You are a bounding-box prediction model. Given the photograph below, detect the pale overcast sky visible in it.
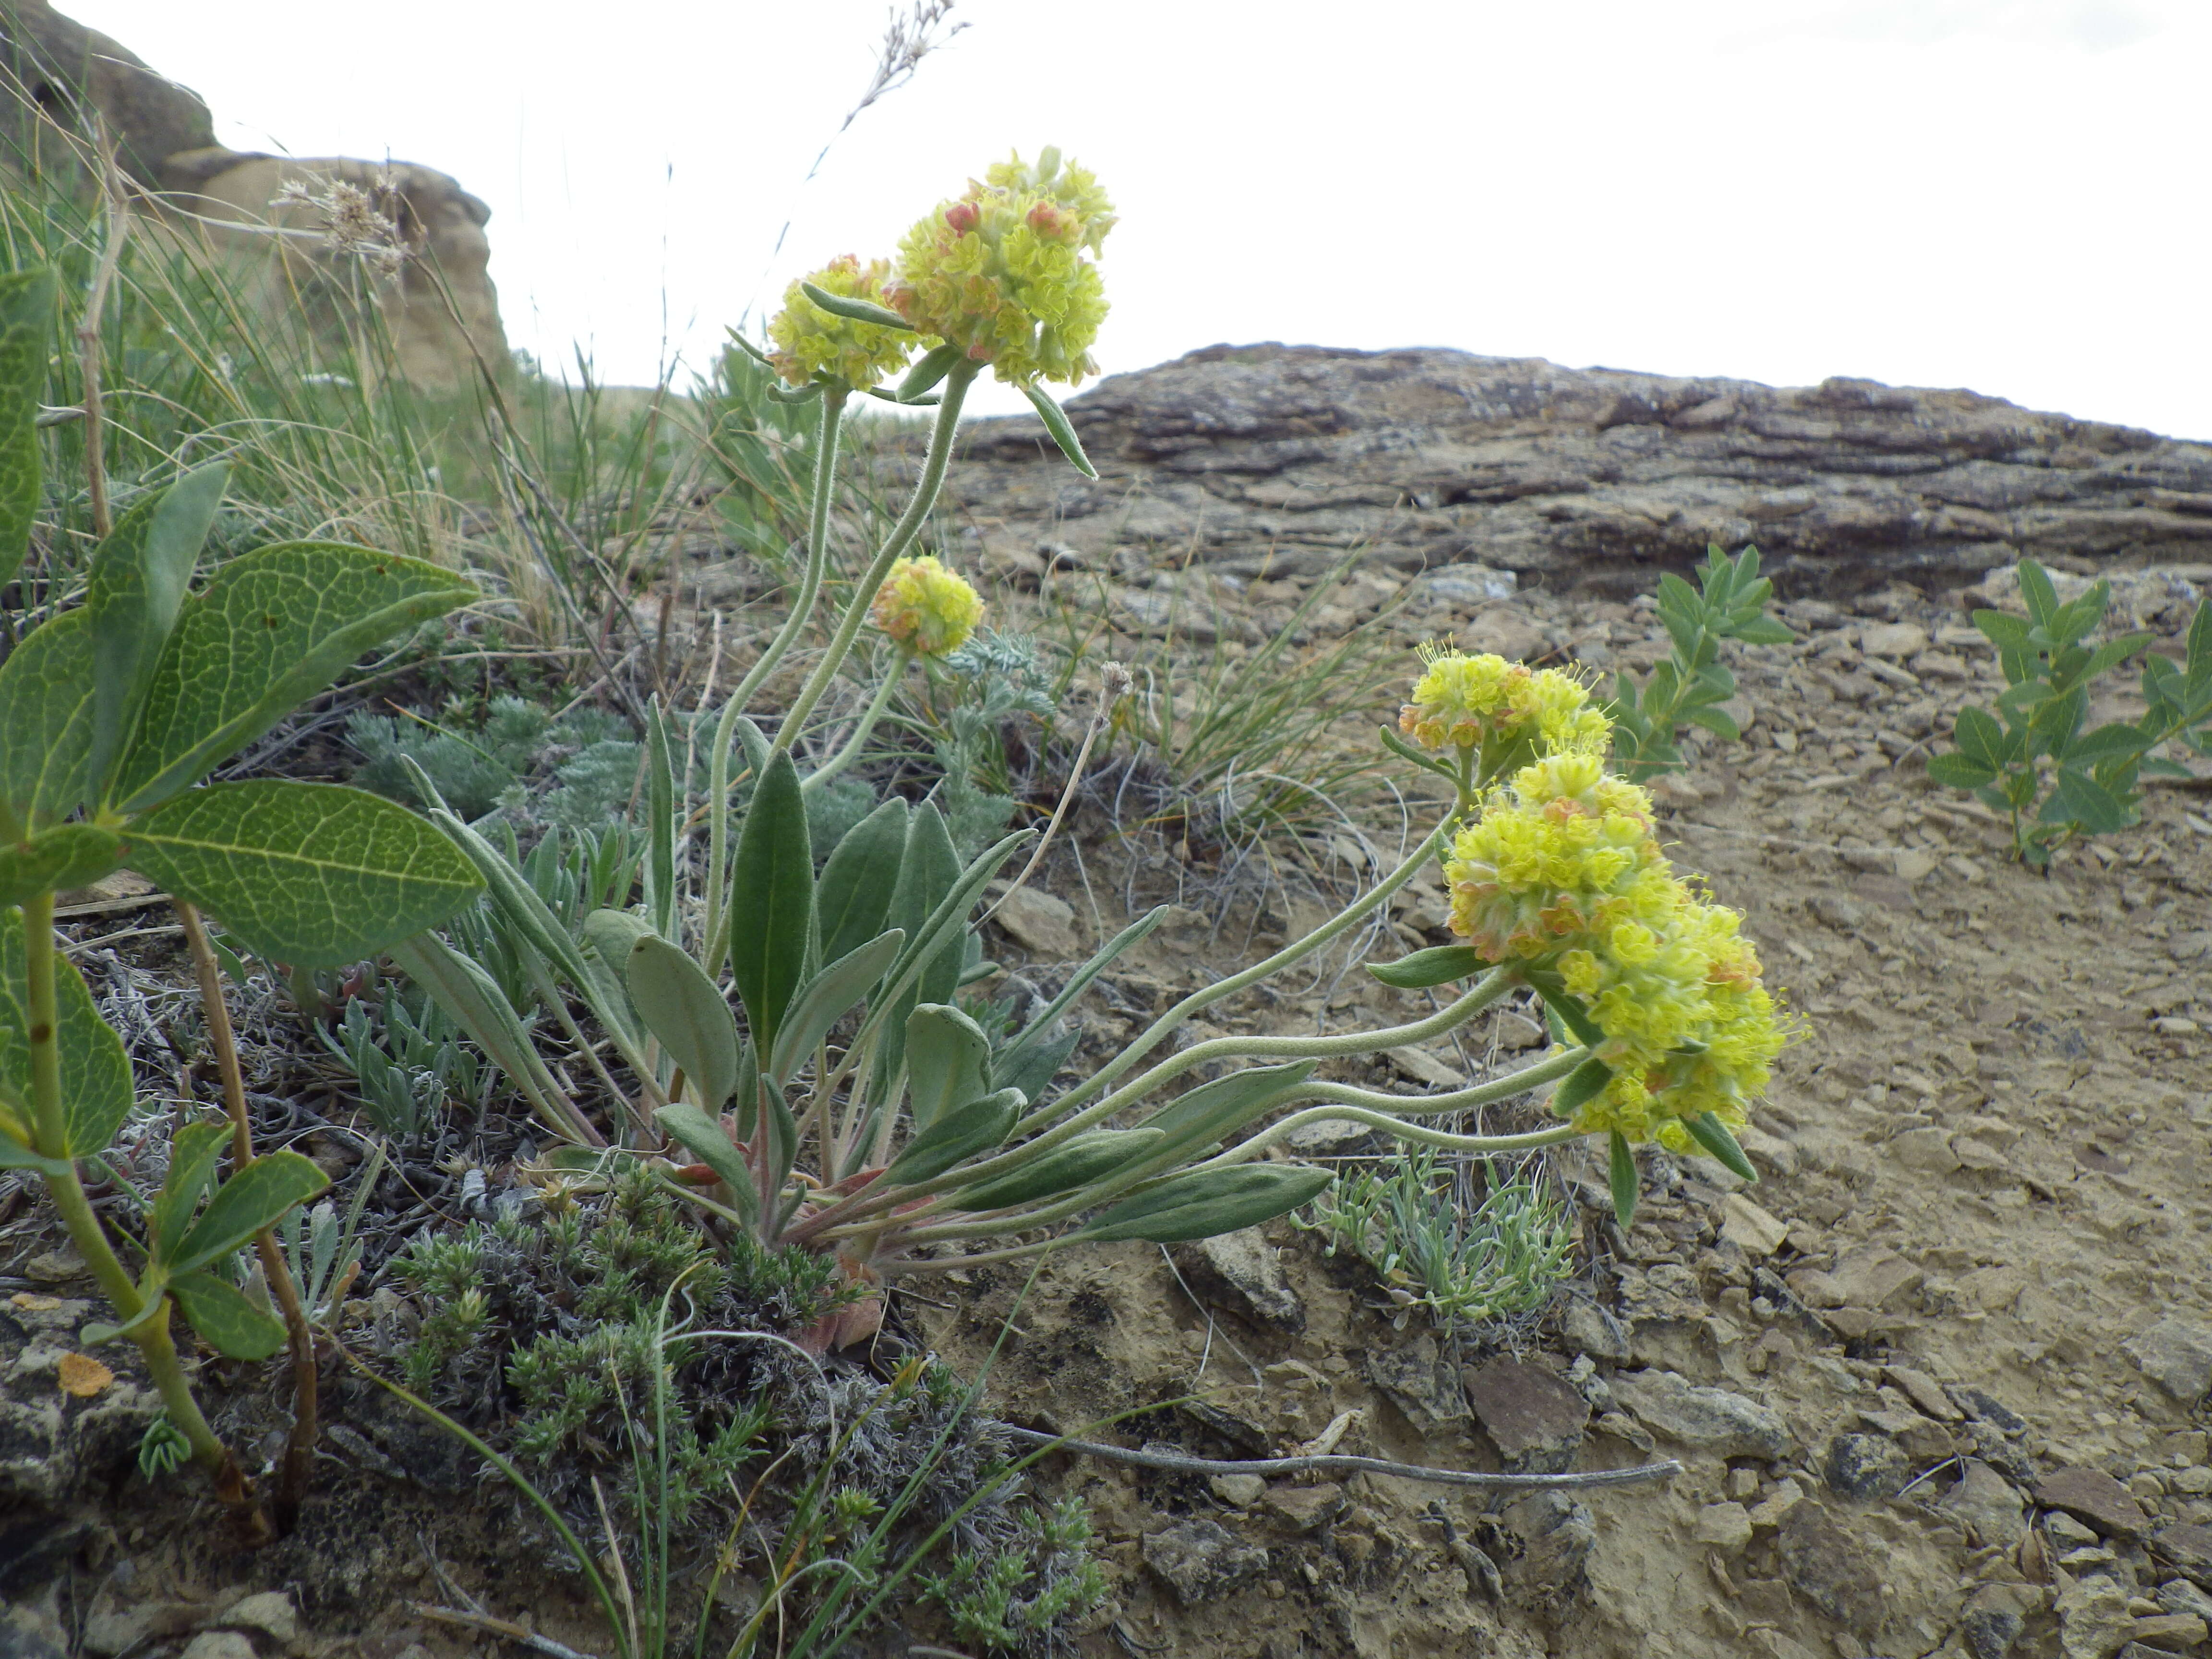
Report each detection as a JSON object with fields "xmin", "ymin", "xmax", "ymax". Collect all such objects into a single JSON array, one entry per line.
[{"xmin": 61, "ymin": 0, "xmax": 2212, "ymax": 435}]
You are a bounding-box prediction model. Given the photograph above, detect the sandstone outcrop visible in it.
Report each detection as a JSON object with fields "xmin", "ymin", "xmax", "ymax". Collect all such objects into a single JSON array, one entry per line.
[
  {"xmin": 1, "ymin": 0, "xmax": 506, "ymax": 392},
  {"xmin": 948, "ymin": 343, "xmax": 2212, "ymax": 595}
]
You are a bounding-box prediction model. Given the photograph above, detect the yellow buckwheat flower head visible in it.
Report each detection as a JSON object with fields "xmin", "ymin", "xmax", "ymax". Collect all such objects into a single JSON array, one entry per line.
[
  {"xmin": 886, "ymin": 148, "xmax": 1113, "ymax": 387},
  {"xmin": 871, "ymin": 556, "xmax": 984, "ymax": 657},
  {"xmin": 1444, "ymin": 754, "xmax": 1791, "ymax": 1148},
  {"xmin": 767, "ymin": 256, "xmax": 915, "ymax": 391},
  {"xmin": 1398, "ymin": 648, "xmax": 1610, "ymax": 759}
]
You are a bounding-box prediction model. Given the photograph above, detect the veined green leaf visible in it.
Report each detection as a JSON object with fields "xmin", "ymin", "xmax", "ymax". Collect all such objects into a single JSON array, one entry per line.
[
  {"xmin": 2016, "ymin": 560, "xmax": 2060, "ymax": 628},
  {"xmin": 168, "ymin": 1271, "xmax": 287, "ymax": 1360},
  {"xmin": 625, "ymin": 934, "xmax": 740, "ymax": 1110},
  {"xmin": 1366, "ymin": 944, "xmax": 1487, "ymax": 990},
  {"xmin": 0, "ymin": 909, "xmax": 134, "ymax": 1157},
  {"xmin": 150, "ymin": 1120, "xmax": 230, "ymax": 1262},
  {"xmin": 0, "ymin": 610, "xmax": 98, "ymax": 829},
  {"xmin": 86, "ymin": 464, "xmax": 230, "ymax": 793},
  {"xmin": 0, "ymin": 824, "xmax": 123, "ymax": 909},
  {"xmin": 815, "ymin": 797, "xmax": 908, "ymax": 966},
  {"xmin": 0, "ymin": 266, "xmax": 55, "ymax": 596},
  {"xmin": 904, "ymin": 1002, "xmax": 992, "ymax": 1133},
  {"xmin": 727, "ymin": 749, "xmax": 813, "ymax": 1057},
  {"xmin": 170, "ymin": 1151, "xmax": 328, "ymax": 1275},
  {"xmin": 883, "ymin": 1086, "xmax": 1022, "ymax": 1187},
  {"xmin": 769, "ymin": 928, "xmax": 903, "ymax": 1085},
  {"xmin": 1076, "ymin": 1164, "xmax": 1335, "ymax": 1244},
  {"xmin": 127, "ymin": 781, "xmax": 483, "ymax": 967},
  {"xmin": 1925, "ymin": 752, "xmax": 1998, "ymax": 791},
  {"xmin": 110, "ymin": 543, "xmax": 475, "ymax": 812}
]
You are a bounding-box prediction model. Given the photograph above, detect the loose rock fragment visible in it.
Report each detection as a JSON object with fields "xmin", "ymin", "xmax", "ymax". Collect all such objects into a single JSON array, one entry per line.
[
  {"xmin": 2038, "ymin": 1467, "xmax": 2152, "ymax": 1539},
  {"xmin": 1612, "ymin": 1369, "xmax": 1791, "ymax": 1459},
  {"xmin": 1462, "ymin": 1356, "xmax": 1589, "ymax": 1475},
  {"xmin": 1142, "ymin": 1517, "xmax": 1269, "ymax": 1605},
  {"xmin": 1169, "ymin": 1229, "xmax": 1305, "ymax": 1332},
  {"xmin": 2125, "ymin": 1319, "xmax": 2212, "ymax": 1406}
]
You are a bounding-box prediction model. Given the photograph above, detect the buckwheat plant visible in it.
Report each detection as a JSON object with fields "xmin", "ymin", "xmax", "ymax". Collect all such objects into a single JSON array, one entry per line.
[
  {"xmin": 386, "ymin": 154, "xmax": 1789, "ymax": 1352},
  {"xmin": 0, "ymin": 264, "xmax": 481, "ymax": 1518}
]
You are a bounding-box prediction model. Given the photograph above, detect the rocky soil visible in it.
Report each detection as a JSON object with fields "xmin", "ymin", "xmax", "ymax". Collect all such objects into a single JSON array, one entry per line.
[{"xmin": 7, "ymin": 347, "xmax": 2212, "ymax": 1659}]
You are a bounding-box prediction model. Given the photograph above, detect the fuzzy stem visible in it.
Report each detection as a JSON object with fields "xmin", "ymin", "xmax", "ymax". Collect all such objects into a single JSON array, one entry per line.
[
  {"xmin": 771, "ymin": 362, "xmax": 977, "ymax": 753},
  {"xmin": 705, "ymin": 388, "xmax": 846, "ymax": 974},
  {"xmin": 21, "ymin": 894, "xmax": 234, "ymax": 1481},
  {"xmin": 799, "ymin": 661, "xmax": 904, "ymax": 795},
  {"xmin": 177, "ymin": 901, "xmax": 318, "ymax": 1529},
  {"xmin": 1015, "ymin": 816, "xmax": 1459, "ymax": 1137}
]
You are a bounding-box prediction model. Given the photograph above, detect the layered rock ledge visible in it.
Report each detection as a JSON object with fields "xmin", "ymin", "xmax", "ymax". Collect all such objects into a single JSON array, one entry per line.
[{"xmin": 946, "ymin": 343, "xmax": 2212, "ymax": 595}]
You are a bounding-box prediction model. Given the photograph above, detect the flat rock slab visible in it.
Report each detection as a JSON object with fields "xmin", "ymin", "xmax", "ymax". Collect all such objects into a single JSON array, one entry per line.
[
  {"xmin": 1142, "ymin": 1516, "xmax": 1269, "ymax": 1605},
  {"xmin": 2124, "ymin": 1319, "xmax": 2212, "ymax": 1405},
  {"xmin": 1775, "ymin": 1503, "xmax": 1884, "ymax": 1633},
  {"xmin": 1463, "ymin": 1357, "xmax": 1589, "ymax": 1475},
  {"xmin": 1169, "ymin": 1229, "xmax": 1305, "ymax": 1332},
  {"xmin": 990, "ymin": 887, "xmax": 1082, "ymax": 958},
  {"xmin": 2036, "ymin": 1467, "xmax": 2151, "ymax": 1539},
  {"xmin": 2154, "ymin": 1523, "xmax": 2212, "ymax": 1590},
  {"xmin": 1613, "ymin": 1369, "xmax": 1791, "ymax": 1459}
]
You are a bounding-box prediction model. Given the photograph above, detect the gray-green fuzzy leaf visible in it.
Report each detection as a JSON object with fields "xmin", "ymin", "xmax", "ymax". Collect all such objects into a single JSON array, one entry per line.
[
  {"xmin": 769, "ymin": 928, "xmax": 903, "ymax": 1085},
  {"xmin": 727, "ymin": 749, "xmax": 813, "ymax": 1057},
  {"xmin": 884, "ymin": 1087, "xmax": 1022, "ymax": 1187},
  {"xmin": 904, "ymin": 1001, "xmax": 992, "ymax": 1134},
  {"xmin": 625, "ymin": 933, "xmax": 740, "ymax": 1111},
  {"xmin": 815, "ymin": 797, "xmax": 909, "ymax": 965},
  {"xmin": 1078, "ymin": 1164, "xmax": 1334, "ymax": 1243},
  {"xmin": 127, "ymin": 781, "xmax": 483, "ymax": 968}
]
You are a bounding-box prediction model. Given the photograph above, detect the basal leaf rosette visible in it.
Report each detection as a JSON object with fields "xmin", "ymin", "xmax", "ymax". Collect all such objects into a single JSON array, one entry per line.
[
  {"xmin": 886, "ymin": 148, "xmax": 1114, "ymax": 387},
  {"xmin": 1400, "ymin": 647, "xmax": 1611, "ymax": 773},
  {"xmin": 1444, "ymin": 751, "xmax": 1789, "ymax": 1149},
  {"xmin": 872, "ymin": 555, "xmax": 984, "ymax": 657},
  {"xmin": 767, "ymin": 255, "xmax": 915, "ymax": 391}
]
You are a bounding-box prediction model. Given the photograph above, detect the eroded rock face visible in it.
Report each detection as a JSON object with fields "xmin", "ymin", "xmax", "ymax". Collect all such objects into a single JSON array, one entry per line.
[
  {"xmin": 1, "ymin": 0, "xmax": 508, "ymax": 393},
  {"xmin": 948, "ymin": 343, "xmax": 2212, "ymax": 595}
]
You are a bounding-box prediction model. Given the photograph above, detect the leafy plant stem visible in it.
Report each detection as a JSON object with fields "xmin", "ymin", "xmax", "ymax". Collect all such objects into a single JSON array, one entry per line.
[
  {"xmin": 19, "ymin": 893, "xmax": 240, "ymax": 1492},
  {"xmin": 176, "ymin": 899, "xmax": 319, "ymax": 1529},
  {"xmin": 771, "ymin": 361, "xmax": 977, "ymax": 753},
  {"xmin": 799, "ymin": 661, "xmax": 904, "ymax": 795}
]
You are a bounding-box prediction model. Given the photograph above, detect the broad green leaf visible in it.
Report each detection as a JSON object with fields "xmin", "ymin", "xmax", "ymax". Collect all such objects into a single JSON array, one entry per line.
[
  {"xmin": 883, "ymin": 1087, "xmax": 1022, "ymax": 1187},
  {"xmin": 169, "ymin": 1150, "xmax": 329, "ymax": 1275},
  {"xmin": 0, "ymin": 909, "xmax": 133, "ymax": 1157},
  {"xmin": 150, "ymin": 1120, "xmax": 230, "ymax": 1261},
  {"xmin": 1925, "ymin": 753, "xmax": 1998, "ymax": 792},
  {"xmin": 0, "ymin": 1126, "xmax": 70, "ymax": 1178},
  {"xmin": 1019, "ymin": 381, "xmax": 1098, "ymax": 479},
  {"xmin": 0, "ymin": 825, "xmax": 123, "ymax": 909},
  {"xmin": 1552, "ymin": 1054, "xmax": 1614, "ymax": 1117},
  {"xmin": 727, "ymin": 749, "xmax": 813, "ymax": 1057},
  {"xmin": 1950, "ymin": 707, "xmax": 2008, "ymax": 769},
  {"xmin": 1684, "ymin": 705, "xmax": 1740, "ymax": 741},
  {"xmin": 127, "ymin": 781, "xmax": 483, "ymax": 967},
  {"xmin": 2081, "ymin": 633, "xmax": 2152, "ymax": 684},
  {"xmin": 110, "ymin": 543, "xmax": 476, "ymax": 811},
  {"xmin": 952, "ymin": 1127, "xmax": 1166, "ymax": 1213},
  {"xmin": 1972, "ymin": 610, "xmax": 2030, "ymax": 651},
  {"xmin": 167, "ymin": 1271, "xmax": 287, "ymax": 1361},
  {"xmin": 1139, "ymin": 1061, "xmax": 1317, "ymax": 1165},
  {"xmin": 1608, "ymin": 1130, "xmax": 1639, "ymax": 1227},
  {"xmin": 769, "ymin": 928, "xmax": 903, "ymax": 1085},
  {"xmin": 1365, "ymin": 944, "xmax": 1487, "ymax": 990},
  {"xmin": 625, "ymin": 934, "xmax": 740, "ymax": 1111},
  {"xmin": 655, "ymin": 1101, "xmax": 757, "ymax": 1226},
  {"xmin": 2016, "ymin": 560, "xmax": 2060, "ymax": 627},
  {"xmin": 86, "ymin": 464, "xmax": 230, "ymax": 793},
  {"xmin": 905, "ymin": 1002, "xmax": 992, "ymax": 1133},
  {"xmin": 1077, "ymin": 1164, "xmax": 1335, "ymax": 1244},
  {"xmin": 0, "ymin": 610, "xmax": 97, "ymax": 830},
  {"xmin": 816, "ymin": 797, "xmax": 908, "ymax": 965},
  {"xmin": 1684, "ymin": 1112, "xmax": 1757, "ymax": 1183},
  {"xmin": 0, "ymin": 266, "xmax": 55, "ymax": 596},
  {"xmin": 80, "ymin": 1292, "xmax": 171, "ymax": 1347},
  {"xmin": 2042, "ymin": 767, "xmax": 2134, "ymax": 834}
]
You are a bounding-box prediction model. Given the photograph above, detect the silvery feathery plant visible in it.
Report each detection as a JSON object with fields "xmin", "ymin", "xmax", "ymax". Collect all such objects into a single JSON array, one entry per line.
[
  {"xmin": 0, "ymin": 263, "xmax": 482, "ymax": 1527},
  {"xmin": 391, "ymin": 151, "xmax": 1794, "ymax": 1351}
]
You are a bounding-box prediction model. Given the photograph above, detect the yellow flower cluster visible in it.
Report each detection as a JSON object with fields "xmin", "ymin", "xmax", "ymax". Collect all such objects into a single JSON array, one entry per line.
[
  {"xmin": 766, "ymin": 255, "xmax": 916, "ymax": 392},
  {"xmin": 871, "ymin": 556, "xmax": 984, "ymax": 657},
  {"xmin": 1399, "ymin": 648, "xmax": 1610, "ymax": 760},
  {"xmin": 885, "ymin": 148, "xmax": 1114, "ymax": 386},
  {"xmin": 1444, "ymin": 751, "xmax": 1788, "ymax": 1149}
]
